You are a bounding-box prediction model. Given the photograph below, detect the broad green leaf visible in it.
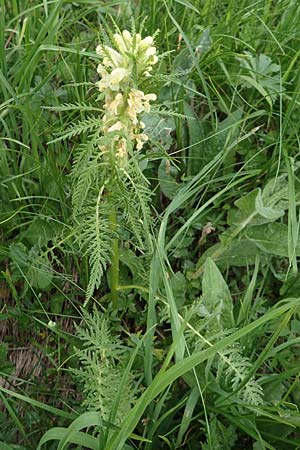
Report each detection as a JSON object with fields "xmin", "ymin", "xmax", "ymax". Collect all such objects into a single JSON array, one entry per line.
[
  {"xmin": 56, "ymin": 412, "xmax": 102, "ymax": 450},
  {"xmin": 255, "ymin": 190, "xmax": 284, "ymax": 221},
  {"xmin": 119, "ymin": 247, "xmax": 145, "ymax": 285},
  {"xmin": 28, "ymin": 252, "xmax": 53, "ymax": 290},
  {"xmin": 172, "ymin": 28, "xmax": 211, "ymax": 75},
  {"xmin": 184, "ymin": 103, "xmax": 211, "ymax": 175},
  {"xmin": 176, "ymin": 386, "xmax": 199, "ymax": 445},
  {"xmin": 247, "ymin": 222, "xmax": 300, "ymax": 257},
  {"xmin": 173, "ymin": 47, "xmax": 194, "ymax": 75},
  {"xmin": 142, "ymin": 113, "xmax": 174, "ymax": 148},
  {"xmin": 196, "ymin": 240, "xmax": 261, "ymax": 270},
  {"xmin": 23, "ymin": 217, "xmax": 62, "ymax": 246},
  {"xmin": 158, "ymin": 158, "xmax": 181, "ymax": 199},
  {"xmin": 280, "ymin": 273, "xmax": 300, "ymax": 297},
  {"xmin": 262, "ymin": 174, "xmax": 290, "ymax": 210},
  {"xmin": 9, "ymin": 242, "xmax": 53, "ymax": 289},
  {"xmin": 37, "ymin": 427, "xmax": 100, "ymax": 450},
  {"xmin": 228, "ymin": 188, "xmax": 284, "ymax": 228},
  {"xmin": 169, "ymin": 271, "xmax": 187, "ymax": 308},
  {"xmin": 237, "ymin": 52, "xmax": 282, "ymax": 105},
  {"xmin": 217, "ymin": 108, "xmax": 243, "ymax": 163},
  {"xmin": 195, "ymin": 27, "xmax": 211, "ymax": 54},
  {"xmin": 227, "ymin": 189, "xmax": 259, "ymax": 227},
  {"xmin": 200, "ymin": 258, "xmax": 234, "ymax": 329}
]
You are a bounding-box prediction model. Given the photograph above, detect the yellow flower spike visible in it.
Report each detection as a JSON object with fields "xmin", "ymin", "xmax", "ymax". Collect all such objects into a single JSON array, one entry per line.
[{"xmin": 96, "ymin": 29, "xmax": 158, "ymax": 160}]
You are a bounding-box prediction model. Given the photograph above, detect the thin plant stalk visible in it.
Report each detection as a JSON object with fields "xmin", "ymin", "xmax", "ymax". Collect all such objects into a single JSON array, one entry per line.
[{"xmin": 109, "ymin": 209, "xmax": 119, "ymax": 308}]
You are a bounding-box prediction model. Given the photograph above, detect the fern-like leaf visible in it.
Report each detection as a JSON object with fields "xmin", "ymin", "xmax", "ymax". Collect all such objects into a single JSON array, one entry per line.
[
  {"xmin": 71, "ymin": 139, "xmax": 106, "ymax": 215},
  {"xmin": 71, "ymin": 308, "xmax": 136, "ymax": 425},
  {"xmin": 43, "ymin": 102, "xmax": 103, "ymax": 112},
  {"xmin": 115, "ymin": 164, "xmax": 153, "ymax": 251},
  {"xmin": 76, "ymin": 187, "xmax": 115, "ymax": 300},
  {"xmin": 48, "ymin": 116, "xmax": 102, "ymax": 144}
]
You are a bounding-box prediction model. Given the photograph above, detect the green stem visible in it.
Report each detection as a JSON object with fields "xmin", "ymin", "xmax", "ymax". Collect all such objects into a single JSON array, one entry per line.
[{"xmin": 109, "ymin": 210, "xmax": 119, "ymax": 308}]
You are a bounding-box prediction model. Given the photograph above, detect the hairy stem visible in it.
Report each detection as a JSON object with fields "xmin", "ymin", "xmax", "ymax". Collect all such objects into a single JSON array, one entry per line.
[{"xmin": 109, "ymin": 209, "xmax": 119, "ymax": 308}]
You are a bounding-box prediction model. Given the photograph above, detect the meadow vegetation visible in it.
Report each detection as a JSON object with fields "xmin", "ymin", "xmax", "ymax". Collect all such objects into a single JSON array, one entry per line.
[{"xmin": 1, "ymin": 0, "xmax": 300, "ymax": 448}]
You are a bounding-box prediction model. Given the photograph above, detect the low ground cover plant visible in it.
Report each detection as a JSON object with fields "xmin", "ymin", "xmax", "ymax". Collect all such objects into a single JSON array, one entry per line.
[{"xmin": 1, "ymin": 1, "xmax": 300, "ymax": 449}]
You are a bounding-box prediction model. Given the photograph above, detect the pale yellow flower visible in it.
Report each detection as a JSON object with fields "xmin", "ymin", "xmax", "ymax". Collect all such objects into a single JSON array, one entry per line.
[
  {"xmin": 140, "ymin": 36, "xmax": 154, "ymax": 49},
  {"xmin": 109, "ymin": 68, "xmax": 129, "ymax": 90},
  {"xmin": 144, "ymin": 93, "xmax": 157, "ymax": 101},
  {"xmin": 122, "ymin": 30, "xmax": 133, "ymax": 47},
  {"xmin": 143, "ymin": 93, "xmax": 157, "ymax": 112},
  {"xmin": 116, "ymin": 138, "xmax": 127, "ymax": 158},
  {"xmin": 105, "ymin": 93, "xmax": 124, "ymax": 115},
  {"xmin": 113, "ymin": 33, "xmax": 127, "ymax": 53},
  {"xmin": 145, "ymin": 47, "xmax": 156, "ymax": 57},
  {"xmin": 127, "ymin": 90, "xmax": 144, "ymax": 123},
  {"xmin": 97, "ymin": 64, "xmax": 107, "ymax": 76},
  {"xmin": 108, "ymin": 121, "xmax": 124, "ymax": 133},
  {"xmin": 127, "ymin": 90, "xmax": 156, "ymax": 123},
  {"xmin": 135, "ymin": 133, "xmax": 149, "ymax": 150},
  {"xmin": 97, "ymin": 45, "xmax": 124, "ymax": 68},
  {"xmin": 98, "ymin": 67, "xmax": 129, "ymax": 92}
]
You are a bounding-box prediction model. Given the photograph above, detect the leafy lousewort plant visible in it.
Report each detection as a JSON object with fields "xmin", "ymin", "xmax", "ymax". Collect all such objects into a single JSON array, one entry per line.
[{"xmin": 71, "ymin": 29, "xmax": 159, "ymax": 305}]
